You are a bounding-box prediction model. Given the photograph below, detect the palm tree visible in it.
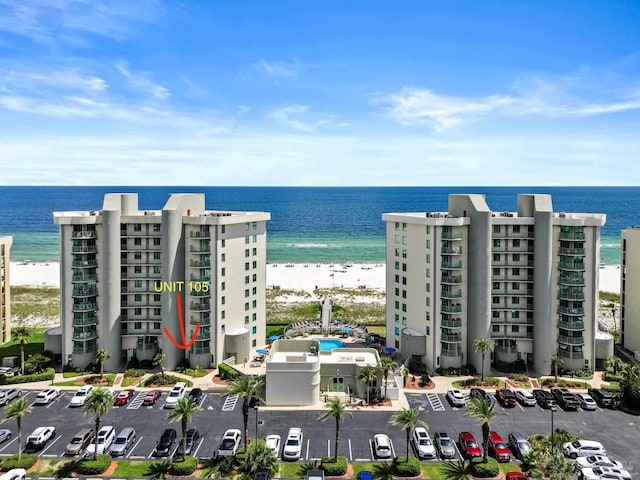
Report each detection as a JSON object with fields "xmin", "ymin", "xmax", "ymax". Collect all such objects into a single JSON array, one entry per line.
[
  {"xmin": 2, "ymin": 398, "xmax": 33, "ymax": 460},
  {"xmin": 389, "ymin": 407, "xmax": 427, "ymax": 460},
  {"xmin": 83, "ymin": 387, "xmax": 114, "ymax": 460},
  {"xmin": 606, "ymin": 355, "xmax": 625, "ymax": 376},
  {"xmin": 167, "ymin": 397, "xmax": 203, "ymax": 459},
  {"xmin": 12, "ymin": 327, "xmax": 31, "ymax": 375},
  {"xmin": 357, "ymin": 365, "xmax": 377, "ymax": 404},
  {"xmin": 463, "ymin": 397, "xmax": 506, "ymax": 462},
  {"xmin": 372, "ymin": 461, "xmax": 394, "ymax": 480},
  {"xmin": 473, "ymin": 337, "xmax": 494, "ymax": 383},
  {"xmin": 95, "ymin": 348, "xmax": 111, "ymax": 380},
  {"xmin": 225, "ymin": 375, "xmax": 265, "ymax": 451},
  {"xmin": 145, "ymin": 460, "xmax": 172, "ymax": 479},
  {"xmin": 317, "ymin": 397, "xmax": 353, "ymax": 461},
  {"xmin": 153, "ymin": 353, "xmax": 167, "ymax": 379},
  {"xmin": 526, "ymin": 446, "xmax": 575, "ymax": 480},
  {"xmin": 551, "ymin": 354, "xmax": 564, "ymax": 384},
  {"xmin": 377, "ymin": 357, "xmax": 399, "ymax": 400},
  {"xmin": 245, "ymin": 438, "xmax": 278, "ymax": 475},
  {"xmin": 621, "ymin": 362, "xmax": 639, "ymax": 383},
  {"xmin": 439, "ymin": 460, "xmax": 470, "ymax": 480}
]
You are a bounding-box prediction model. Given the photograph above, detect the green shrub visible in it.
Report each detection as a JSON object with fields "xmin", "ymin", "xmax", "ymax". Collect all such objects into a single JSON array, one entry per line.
[
  {"xmin": 185, "ymin": 367, "xmax": 208, "ymax": 378},
  {"xmin": 391, "ymin": 456, "xmax": 421, "ymax": 477},
  {"xmin": 509, "ymin": 373, "xmax": 529, "ymax": 382},
  {"xmin": 124, "ymin": 368, "xmax": 145, "ymax": 378},
  {"xmin": 0, "ymin": 368, "xmax": 55, "ymax": 385},
  {"xmin": 540, "ymin": 378, "xmax": 586, "ymax": 388},
  {"xmin": 320, "ymin": 456, "xmax": 347, "ymax": 476},
  {"xmin": 169, "ymin": 455, "xmax": 197, "ymax": 475},
  {"xmin": 142, "ymin": 374, "xmax": 192, "ymax": 387},
  {"xmin": 468, "ymin": 457, "xmax": 500, "ymax": 477},
  {"xmin": 1, "ymin": 454, "xmax": 38, "ymax": 470},
  {"xmin": 75, "ymin": 454, "xmax": 112, "ymax": 474},
  {"xmin": 408, "ymin": 357, "xmax": 427, "ymax": 374},
  {"xmin": 218, "ymin": 362, "xmax": 240, "ymax": 380}
]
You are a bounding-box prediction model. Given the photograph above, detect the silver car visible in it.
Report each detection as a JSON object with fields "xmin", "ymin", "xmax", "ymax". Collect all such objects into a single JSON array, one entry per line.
[
  {"xmin": 109, "ymin": 427, "xmax": 136, "ymax": 457},
  {"xmin": 508, "ymin": 432, "xmax": 532, "ymax": 460},
  {"xmin": 434, "ymin": 431, "xmax": 456, "ymax": 459},
  {"xmin": 0, "ymin": 429, "xmax": 12, "ymax": 443}
]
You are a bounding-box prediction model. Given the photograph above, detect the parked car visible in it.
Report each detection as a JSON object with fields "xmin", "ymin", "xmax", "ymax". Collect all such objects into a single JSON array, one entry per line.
[
  {"xmin": 217, "ymin": 429, "xmax": 242, "ymax": 457},
  {"xmin": 580, "ymin": 466, "xmax": 632, "ymax": 480},
  {"xmin": 35, "ymin": 388, "xmax": 61, "ymax": 405},
  {"xmin": 143, "ymin": 390, "xmax": 162, "ymax": 406},
  {"xmin": 86, "ymin": 426, "xmax": 116, "ymax": 456},
  {"xmin": 514, "ymin": 389, "xmax": 537, "ymax": 407},
  {"xmin": 470, "ymin": 387, "xmax": 495, "ymax": 406},
  {"xmin": 458, "ymin": 431, "xmax": 482, "ymax": 459},
  {"xmin": 176, "ymin": 428, "xmax": 200, "ymax": 457},
  {"xmin": 411, "ymin": 427, "xmax": 436, "ymax": 459},
  {"xmin": 0, "ymin": 367, "xmax": 15, "ymax": 378},
  {"xmin": 447, "ymin": 389, "xmax": 468, "ymax": 407},
  {"xmin": 588, "ymin": 388, "xmax": 615, "ymax": 408},
  {"xmin": 373, "ymin": 434, "xmax": 393, "ymax": 459},
  {"xmin": 114, "ymin": 389, "xmax": 136, "ymax": 406},
  {"xmin": 265, "ymin": 434, "xmax": 281, "ymax": 457},
  {"xmin": 69, "ymin": 385, "xmax": 93, "ymax": 407},
  {"xmin": 508, "ymin": 432, "xmax": 532, "ymax": 461},
  {"xmin": 164, "ymin": 382, "xmax": 187, "ymax": 408},
  {"xmin": 575, "ymin": 392, "xmax": 598, "ymax": 411},
  {"xmin": 505, "ymin": 473, "xmax": 528, "ymax": 480},
  {"xmin": 532, "ymin": 389, "xmax": 557, "ymax": 410},
  {"xmin": 109, "ymin": 427, "xmax": 137, "ymax": 457},
  {"xmin": 254, "ymin": 471, "xmax": 272, "ymax": 480},
  {"xmin": 496, "ymin": 388, "xmax": 517, "ymax": 407},
  {"xmin": 65, "ymin": 428, "xmax": 94, "ymax": 456},
  {"xmin": 154, "ymin": 428, "xmax": 177, "ymax": 457},
  {"xmin": 24, "ymin": 426, "xmax": 56, "ymax": 452},
  {"xmin": 563, "ymin": 439, "xmax": 607, "ymax": 459},
  {"xmin": 0, "ymin": 469, "xmax": 26, "ymax": 480},
  {"xmin": 306, "ymin": 470, "xmax": 325, "ymax": 480},
  {"xmin": 356, "ymin": 472, "xmax": 373, "ymax": 480},
  {"xmin": 575, "ymin": 455, "xmax": 623, "ymax": 469},
  {"xmin": 282, "ymin": 428, "xmax": 304, "ymax": 460},
  {"xmin": 187, "ymin": 388, "xmax": 204, "ymax": 404},
  {"xmin": 434, "ymin": 431, "xmax": 456, "ymax": 459},
  {"xmin": 488, "ymin": 431, "xmax": 511, "ymax": 462},
  {"xmin": 0, "ymin": 388, "xmax": 21, "ymax": 406},
  {"xmin": 0, "ymin": 430, "xmax": 11, "ymax": 443},
  {"xmin": 551, "ymin": 388, "xmax": 580, "ymax": 411}
]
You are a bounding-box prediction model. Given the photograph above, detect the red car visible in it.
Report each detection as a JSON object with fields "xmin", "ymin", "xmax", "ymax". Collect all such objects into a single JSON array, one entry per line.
[
  {"xmin": 505, "ymin": 473, "xmax": 528, "ymax": 480},
  {"xmin": 489, "ymin": 431, "xmax": 511, "ymax": 462},
  {"xmin": 458, "ymin": 431, "xmax": 482, "ymax": 459},
  {"xmin": 143, "ymin": 389, "xmax": 162, "ymax": 406},
  {"xmin": 114, "ymin": 389, "xmax": 135, "ymax": 406},
  {"xmin": 496, "ymin": 388, "xmax": 517, "ymax": 408}
]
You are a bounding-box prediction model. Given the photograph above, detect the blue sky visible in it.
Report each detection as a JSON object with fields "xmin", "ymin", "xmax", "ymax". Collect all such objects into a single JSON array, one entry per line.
[{"xmin": 1, "ymin": 0, "xmax": 639, "ymax": 186}]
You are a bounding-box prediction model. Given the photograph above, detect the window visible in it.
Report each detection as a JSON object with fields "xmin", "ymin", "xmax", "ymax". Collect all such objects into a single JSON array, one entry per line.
[
  {"xmin": 245, "ymin": 223, "xmax": 250, "ymax": 231},
  {"xmin": 395, "ymin": 261, "xmax": 400, "ymax": 270},
  {"xmin": 245, "ymin": 289, "xmax": 250, "ymax": 298},
  {"xmin": 402, "ymin": 236, "xmax": 407, "ymax": 245},
  {"xmin": 395, "ymin": 235, "xmax": 400, "ymax": 244},
  {"xmin": 221, "ymin": 324, "xmax": 225, "ymax": 332},
  {"xmin": 425, "ymin": 298, "xmax": 430, "ymax": 306},
  {"xmin": 493, "ymin": 268, "xmax": 500, "ymax": 275},
  {"xmin": 252, "ymin": 222, "xmax": 257, "ymax": 229},
  {"xmin": 252, "ymin": 300, "xmax": 257, "ymax": 308},
  {"xmin": 134, "ymin": 238, "xmax": 142, "ymax": 246},
  {"xmin": 426, "ymin": 254, "xmax": 430, "ymax": 263},
  {"xmin": 221, "ymin": 296, "xmax": 225, "ymax": 305},
  {"xmin": 493, "ymin": 297, "xmax": 500, "ymax": 304},
  {"xmin": 221, "ymin": 239, "xmax": 225, "ymax": 248},
  {"xmin": 493, "ymin": 225, "xmax": 500, "ymax": 233},
  {"xmin": 221, "ymin": 253, "xmax": 226, "ymax": 262},
  {"xmin": 426, "ymin": 326, "xmax": 430, "ymax": 335},
  {"xmin": 153, "ymin": 224, "xmax": 160, "ymax": 232},
  {"xmin": 252, "ymin": 313, "xmax": 257, "ymax": 322},
  {"xmin": 426, "ymin": 283, "xmax": 430, "ymax": 292},
  {"xmin": 154, "ymin": 293, "xmax": 160, "ymax": 301},
  {"xmin": 402, "ymin": 317, "xmax": 407, "ymax": 326},
  {"xmin": 245, "ymin": 262, "xmax": 250, "ymax": 271},
  {"xmin": 425, "ymin": 239, "xmax": 430, "ymax": 248},
  {"xmin": 512, "ymin": 268, "xmax": 520, "ymax": 275},
  {"xmin": 493, "ymin": 253, "xmax": 500, "ymax": 261},
  {"xmin": 252, "ymin": 326, "xmax": 257, "ymax": 334},
  {"xmin": 513, "ymin": 253, "xmax": 520, "ymax": 261},
  {"xmin": 134, "ymin": 321, "xmax": 142, "ymax": 329},
  {"xmin": 252, "ymin": 339, "xmax": 257, "ymax": 347},
  {"xmin": 134, "ymin": 308, "xmax": 142, "ymax": 315},
  {"xmin": 511, "ymin": 325, "xmax": 520, "ymax": 332},
  {"xmin": 513, "ymin": 225, "xmax": 520, "ymax": 233},
  {"xmin": 154, "ymin": 238, "xmax": 161, "ymax": 246},
  {"xmin": 394, "ymin": 300, "xmax": 399, "ymax": 309},
  {"xmin": 395, "ymin": 314, "xmax": 399, "ymax": 323},
  {"xmin": 245, "ymin": 315, "xmax": 249, "ymax": 324},
  {"xmin": 395, "ymin": 222, "xmax": 400, "ymax": 230},
  {"xmin": 512, "ymin": 297, "xmax": 520, "ymax": 304},
  {"xmin": 245, "ymin": 302, "xmax": 249, "ymax": 311},
  {"xmin": 134, "ymin": 266, "xmax": 142, "ymax": 274},
  {"xmin": 221, "ymin": 225, "xmax": 225, "ymax": 234},
  {"xmin": 395, "ymin": 327, "xmax": 400, "ymax": 335},
  {"xmin": 395, "ymin": 288, "xmax": 399, "ymax": 296},
  {"xmin": 512, "ymin": 282, "xmax": 520, "ymax": 290},
  {"xmin": 492, "ymin": 311, "xmax": 500, "ymax": 318},
  {"xmin": 252, "ymin": 273, "xmax": 257, "ymax": 282},
  {"xmin": 154, "ymin": 322, "xmax": 161, "ymax": 330},
  {"xmin": 513, "ymin": 239, "xmax": 520, "ymax": 248},
  {"xmin": 221, "ymin": 311, "xmax": 225, "ymax": 319},
  {"xmin": 492, "ymin": 324, "xmax": 500, "ymax": 332},
  {"xmin": 426, "ymin": 311, "xmax": 430, "ymax": 321},
  {"xmin": 402, "ymin": 276, "xmax": 407, "ymax": 285},
  {"xmin": 221, "ymin": 267, "xmax": 225, "ymax": 277},
  {"xmin": 221, "ymin": 282, "xmax": 225, "ymax": 291},
  {"xmin": 253, "ymin": 235, "xmax": 257, "ymax": 242},
  {"xmin": 402, "ymin": 222, "xmax": 407, "ymax": 230},
  {"xmin": 402, "ymin": 263, "xmax": 407, "ymax": 272},
  {"xmin": 402, "ymin": 249, "xmax": 407, "ymax": 258},
  {"xmin": 492, "ymin": 282, "xmax": 500, "ymax": 289},
  {"xmin": 154, "ymin": 308, "xmax": 161, "ymax": 315},
  {"xmin": 252, "ymin": 248, "xmax": 257, "ymax": 255},
  {"xmin": 134, "ymin": 252, "xmax": 142, "ymax": 260},
  {"xmin": 153, "ymin": 266, "xmax": 161, "ymax": 274},
  {"xmin": 426, "ymin": 225, "xmax": 430, "ymax": 234},
  {"xmin": 245, "ymin": 236, "xmax": 250, "ymax": 244},
  {"xmin": 493, "ymin": 239, "xmax": 500, "ymax": 247},
  {"xmin": 402, "ymin": 290, "xmax": 407, "ymax": 298},
  {"xmin": 134, "ymin": 224, "xmax": 142, "ymax": 232},
  {"xmin": 395, "ymin": 248, "xmax": 399, "ymax": 257},
  {"xmin": 426, "ymin": 268, "xmax": 430, "ymax": 278},
  {"xmin": 512, "ymin": 311, "xmax": 520, "ymax": 319},
  {"xmin": 252, "ymin": 261, "xmax": 257, "ymax": 269},
  {"xmin": 245, "ymin": 275, "xmax": 250, "ymax": 284},
  {"xmin": 395, "ymin": 274, "xmax": 400, "ymax": 283},
  {"xmin": 153, "ymin": 252, "xmax": 161, "ymax": 260},
  {"xmin": 134, "ymin": 280, "xmax": 142, "ymax": 288},
  {"xmin": 252, "ymin": 287, "xmax": 257, "ymax": 295}
]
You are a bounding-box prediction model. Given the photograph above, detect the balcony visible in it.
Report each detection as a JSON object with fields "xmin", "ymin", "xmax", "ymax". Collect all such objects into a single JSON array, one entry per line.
[
  {"xmin": 491, "ymin": 332, "xmax": 534, "ymax": 340},
  {"xmin": 72, "ymin": 302, "xmax": 98, "ymax": 312},
  {"xmin": 72, "ymin": 318, "xmax": 97, "ymax": 327},
  {"xmin": 190, "ymin": 302, "xmax": 211, "ymax": 311},
  {"xmin": 558, "ymin": 291, "xmax": 585, "ymax": 301},
  {"xmin": 558, "ymin": 350, "xmax": 584, "ymax": 359},
  {"xmin": 190, "ymin": 276, "xmax": 210, "ymax": 283},
  {"xmin": 72, "ymin": 288, "xmax": 98, "ymax": 297},
  {"xmin": 190, "ymin": 246, "xmax": 211, "ymax": 254},
  {"xmin": 190, "ymin": 260, "xmax": 211, "ymax": 268},
  {"xmin": 494, "ymin": 345, "xmax": 518, "ymax": 353},
  {"xmin": 441, "ymin": 347, "xmax": 462, "ymax": 357},
  {"xmin": 558, "ymin": 276, "xmax": 585, "ymax": 286},
  {"xmin": 559, "ymin": 232, "xmax": 586, "ymax": 241},
  {"xmin": 441, "ymin": 232, "xmax": 463, "ymax": 240},
  {"xmin": 558, "ymin": 306, "xmax": 584, "ymax": 316},
  {"xmin": 190, "ymin": 231, "xmax": 211, "ymax": 238},
  {"xmin": 441, "ymin": 275, "xmax": 462, "ymax": 284},
  {"xmin": 72, "ymin": 245, "xmax": 97, "ymax": 254},
  {"xmin": 492, "ymin": 316, "xmax": 534, "ymax": 325},
  {"xmin": 73, "ymin": 344, "xmax": 97, "ymax": 355},
  {"xmin": 441, "ymin": 289, "xmax": 462, "ymax": 299},
  {"xmin": 441, "ymin": 333, "xmax": 462, "ymax": 343},
  {"xmin": 559, "ymin": 247, "xmax": 586, "ymax": 256},
  {"xmin": 72, "ymin": 330, "xmax": 98, "ymax": 341},
  {"xmin": 72, "ymin": 230, "xmax": 97, "ymax": 239},
  {"xmin": 559, "ymin": 335, "xmax": 585, "ymax": 345},
  {"xmin": 191, "ymin": 346, "xmax": 211, "ymax": 355},
  {"xmin": 441, "ymin": 247, "xmax": 462, "ymax": 255},
  {"xmin": 441, "ymin": 319, "xmax": 462, "ymax": 328},
  {"xmin": 190, "ymin": 290, "xmax": 210, "ymax": 297},
  {"xmin": 441, "ymin": 305, "xmax": 462, "ymax": 313},
  {"xmin": 559, "ymin": 261, "xmax": 585, "ymax": 271},
  {"xmin": 72, "ymin": 274, "xmax": 97, "ymax": 282},
  {"xmin": 72, "ymin": 259, "xmax": 97, "ymax": 268},
  {"xmin": 559, "ymin": 320, "xmax": 584, "ymax": 330},
  {"xmin": 441, "ymin": 261, "xmax": 462, "ymax": 269},
  {"xmin": 190, "ymin": 316, "xmax": 211, "ymax": 326}
]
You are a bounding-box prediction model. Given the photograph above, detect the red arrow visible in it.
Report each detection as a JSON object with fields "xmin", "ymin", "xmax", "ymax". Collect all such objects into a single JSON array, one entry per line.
[{"xmin": 163, "ymin": 292, "xmax": 200, "ymax": 350}]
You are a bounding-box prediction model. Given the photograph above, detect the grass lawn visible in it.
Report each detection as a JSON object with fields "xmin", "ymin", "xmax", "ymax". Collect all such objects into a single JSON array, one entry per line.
[
  {"xmin": 0, "ymin": 327, "xmax": 47, "ymax": 358},
  {"xmin": 121, "ymin": 377, "xmax": 140, "ymax": 387},
  {"xmin": 53, "ymin": 373, "xmax": 117, "ymax": 387},
  {"xmin": 278, "ymin": 462, "xmax": 305, "ymax": 478},
  {"xmin": 113, "ymin": 460, "xmax": 157, "ymax": 477},
  {"xmin": 63, "ymin": 371, "xmax": 91, "ymax": 378}
]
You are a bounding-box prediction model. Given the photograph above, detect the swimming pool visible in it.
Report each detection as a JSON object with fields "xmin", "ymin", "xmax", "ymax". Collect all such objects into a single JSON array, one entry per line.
[{"xmin": 318, "ymin": 339, "xmax": 344, "ymax": 352}]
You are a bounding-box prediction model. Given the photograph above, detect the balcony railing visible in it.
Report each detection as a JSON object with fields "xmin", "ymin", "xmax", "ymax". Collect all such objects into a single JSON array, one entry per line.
[
  {"xmin": 441, "ymin": 290, "xmax": 462, "ymax": 299},
  {"xmin": 72, "ymin": 288, "xmax": 97, "ymax": 297},
  {"xmin": 190, "ymin": 246, "xmax": 211, "ymax": 253},
  {"xmin": 559, "ymin": 320, "xmax": 584, "ymax": 330},
  {"xmin": 441, "ymin": 305, "xmax": 462, "ymax": 313},
  {"xmin": 441, "ymin": 347, "xmax": 462, "ymax": 357},
  {"xmin": 72, "ymin": 245, "xmax": 97, "ymax": 254},
  {"xmin": 441, "ymin": 247, "xmax": 462, "ymax": 255},
  {"xmin": 72, "ymin": 231, "xmax": 96, "ymax": 239},
  {"xmin": 72, "ymin": 260, "xmax": 97, "ymax": 268},
  {"xmin": 558, "ymin": 306, "xmax": 584, "ymax": 316},
  {"xmin": 441, "ymin": 276, "xmax": 462, "ymax": 284},
  {"xmin": 190, "ymin": 290, "xmax": 210, "ymax": 297},
  {"xmin": 559, "ymin": 262, "xmax": 585, "ymax": 271},
  {"xmin": 494, "ymin": 345, "xmax": 518, "ymax": 353},
  {"xmin": 558, "ymin": 291, "xmax": 585, "ymax": 301},
  {"xmin": 72, "ymin": 331, "xmax": 98, "ymax": 341},
  {"xmin": 558, "ymin": 276, "xmax": 585, "ymax": 286},
  {"xmin": 190, "ymin": 231, "xmax": 211, "ymax": 238},
  {"xmin": 190, "ymin": 260, "xmax": 211, "ymax": 268},
  {"xmin": 441, "ymin": 261, "xmax": 462, "ymax": 269},
  {"xmin": 72, "ymin": 302, "xmax": 98, "ymax": 312},
  {"xmin": 191, "ymin": 346, "xmax": 211, "ymax": 355},
  {"xmin": 190, "ymin": 303, "xmax": 211, "ymax": 311},
  {"xmin": 441, "ymin": 319, "xmax": 462, "ymax": 328},
  {"xmin": 559, "ymin": 232, "xmax": 585, "ymax": 241},
  {"xmin": 190, "ymin": 316, "xmax": 211, "ymax": 325},
  {"xmin": 441, "ymin": 232, "xmax": 463, "ymax": 240},
  {"xmin": 558, "ymin": 350, "xmax": 584, "ymax": 359},
  {"xmin": 72, "ymin": 274, "xmax": 97, "ymax": 282},
  {"xmin": 559, "ymin": 247, "xmax": 586, "ymax": 255},
  {"xmin": 441, "ymin": 334, "xmax": 462, "ymax": 343},
  {"xmin": 559, "ymin": 335, "xmax": 585, "ymax": 345},
  {"xmin": 72, "ymin": 318, "xmax": 97, "ymax": 327},
  {"xmin": 491, "ymin": 332, "xmax": 534, "ymax": 340}
]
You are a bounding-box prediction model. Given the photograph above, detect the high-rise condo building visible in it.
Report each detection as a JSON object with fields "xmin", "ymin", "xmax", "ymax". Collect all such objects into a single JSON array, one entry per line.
[
  {"xmin": 0, "ymin": 236, "xmax": 12, "ymax": 344},
  {"xmin": 383, "ymin": 194, "xmax": 605, "ymax": 375},
  {"xmin": 54, "ymin": 193, "xmax": 270, "ymax": 371},
  {"xmin": 621, "ymin": 227, "xmax": 640, "ymax": 355}
]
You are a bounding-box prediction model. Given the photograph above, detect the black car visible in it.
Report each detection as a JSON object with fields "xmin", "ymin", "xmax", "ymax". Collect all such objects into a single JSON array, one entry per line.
[
  {"xmin": 175, "ymin": 428, "xmax": 200, "ymax": 456},
  {"xmin": 588, "ymin": 388, "xmax": 615, "ymax": 408},
  {"xmin": 154, "ymin": 428, "xmax": 177, "ymax": 457},
  {"xmin": 470, "ymin": 388, "xmax": 494, "ymax": 406},
  {"xmin": 187, "ymin": 388, "xmax": 204, "ymax": 405},
  {"xmin": 550, "ymin": 387, "xmax": 580, "ymax": 410},
  {"xmin": 532, "ymin": 389, "xmax": 557, "ymax": 410},
  {"xmin": 254, "ymin": 472, "xmax": 272, "ymax": 480}
]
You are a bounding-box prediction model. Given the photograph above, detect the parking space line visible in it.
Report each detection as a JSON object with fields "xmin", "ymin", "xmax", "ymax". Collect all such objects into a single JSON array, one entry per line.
[
  {"xmin": 368, "ymin": 438, "xmax": 374, "ymax": 459},
  {"xmin": 126, "ymin": 436, "xmax": 144, "ymax": 458},
  {"xmin": 193, "ymin": 437, "xmax": 205, "ymax": 457},
  {"xmin": 390, "ymin": 439, "xmax": 396, "ymax": 459},
  {"xmin": 452, "ymin": 439, "xmax": 463, "ymax": 461},
  {"xmin": 198, "ymin": 394, "xmax": 207, "ymax": 408},
  {"xmin": 327, "ymin": 439, "xmax": 330, "ymax": 457},
  {"xmin": 0, "ymin": 437, "xmax": 17, "ymax": 453},
  {"xmin": 426, "ymin": 393, "xmax": 446, "ymax": 411},
  {"xmin": 517, "ymin": 403, "xmax": 524, "ymax": 412},
  {"xmin": 39, "ymin": 435, "xmax": 62, "ymax": 456},
  {"xmin": 127, "ymin": 392, "xmax": 147, "ymax": 410},
  {"xmin": 147, "ymin": 446, "xmax": 157, "ymax": 459},
  {"xmin": 348, "ymin": 438, "xmax": 352, "ymax": 461},
  {"xmin": 305, "ymin": 438, "xmax": 310, "ymax": 460}
]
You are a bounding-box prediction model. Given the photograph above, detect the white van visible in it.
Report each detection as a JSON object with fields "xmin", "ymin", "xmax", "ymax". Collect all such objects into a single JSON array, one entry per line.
[
  {"xmin": 86, "ymin": 426, "xmax": 116, "ymax": 455},
  {"xmin": 164, "ymin": 382, "xmax": 187, "ymax": 409}
]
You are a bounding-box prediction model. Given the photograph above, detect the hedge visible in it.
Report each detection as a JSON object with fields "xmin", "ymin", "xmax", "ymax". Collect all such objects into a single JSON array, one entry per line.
[
  {"xmin": 540, "ymin": 378, "xmax": 587, "ymax": 388},
  {"xmin": 169, "ymin": 456, "xmax": 198, "ymax": 475},
  {"xmin": 0, "ymin": 368, "xmax": 55, "ymax": 385},
  {"xmin": 141, "ymin": 374, "xmax": 193, "ymax": 387},
  {"xmin": 320, "ymin": 456, "xmax": 348, "ymax": 476},
  {"xmin": 218, "ymin": 362, "xmax": 240, "ymax": 380},
  {"xmin": 391, "ymin": 456, "xmax": 421, "ymax": 477},
  {"xmin": 75, "ymin": 454, "xmax": 112, "ymax": 475},
  {"xmin": 1, "ymin": 454, "xmax": 38, "ymax": 471},
  {"xmin": 468, "ymin": 457, "xmax": 500, "ymax": 477},
  {"xmin": 124, "ymin": 368, "xmax": 145, "ymax": 378}
]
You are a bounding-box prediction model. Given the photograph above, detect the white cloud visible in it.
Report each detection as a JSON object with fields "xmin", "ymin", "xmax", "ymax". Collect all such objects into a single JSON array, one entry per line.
[
  {"xmin": 116, "ymin": 63, "xmax": 170, "ymax": 100},
  {"xmin": 1, "ymin": 69, "xmax": 108, "ymax": 92},
  {"xmin": 269, "ymin": 104, "xmax": 334, "ymax": 132},
  {"xmin": 251, "ymin": 60, "xmax": 300, "ymax": 78}
]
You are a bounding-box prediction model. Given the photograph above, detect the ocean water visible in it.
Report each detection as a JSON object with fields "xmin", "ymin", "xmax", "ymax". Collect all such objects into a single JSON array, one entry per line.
[{"xmin": 0, "ymin": 186, "xmax": 635, "ymax": 264}]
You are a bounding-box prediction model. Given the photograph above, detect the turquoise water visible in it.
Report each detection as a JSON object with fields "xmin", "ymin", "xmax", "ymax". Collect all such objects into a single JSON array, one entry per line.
[{"xmin": 318, "ymin": 339, "xmax": 344, "ymax": 352}]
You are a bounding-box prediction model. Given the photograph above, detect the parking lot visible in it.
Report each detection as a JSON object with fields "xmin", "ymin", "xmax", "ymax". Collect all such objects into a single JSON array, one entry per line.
[{"xmin": 0, "ymin": 388, "xmax": 637, "ymax": 474}]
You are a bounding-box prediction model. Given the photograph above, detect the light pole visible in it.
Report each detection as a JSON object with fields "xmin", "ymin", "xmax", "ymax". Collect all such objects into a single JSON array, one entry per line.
[
  {"xmin": 551, "ymin": 406, "xmax": 555, "ymax": 453},
  {"xmin": 254, "ymin": 404, "xmax": 259, "ymax": 439}
]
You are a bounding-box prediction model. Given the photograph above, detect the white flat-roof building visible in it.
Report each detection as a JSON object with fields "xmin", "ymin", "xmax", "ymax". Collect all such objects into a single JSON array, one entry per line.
[
  {"xmin": 383, "ymin": 194, "xmax": 605, "ymax": 375},
  {"xmin": 54, "ymin": 193, "xmax": 270, "ymax": 371},
  {"xmin": 621, "ymin": 227, "xmax": 640, "ymax": 356},
  {"xmin": 0, "ymin": 236, "xmax": 12, "ymax": 344}
]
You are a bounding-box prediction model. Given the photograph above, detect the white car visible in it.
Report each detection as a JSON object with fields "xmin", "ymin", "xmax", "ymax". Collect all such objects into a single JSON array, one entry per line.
[
  {"xmin": 282, "ymin": 428, "xmax": 303, "ymax": 460},
  {"xmin": 446, "ymin": 389, "xmax": 467, "ymax": 407},
  {"xmin": 515, "ymin": 389, "xmax": 537, "ymax": 407},
  {"xmin": 24, "ymin": 426, "xmax": 56, "ymax": 452},
  {"xmin": 0, "ymin": 388, "xmax": 21, "ymax": 406},
  {"xmin": 69, "ymin": 385, "xmax": 93, "ymax": 407},
  {"xmin": 580, "ymin": 466, "xmax": 632, "ymax": 480},
  {"xmin": 86, "ymin": 426, "xmax": 116, "ymax": 456},
  {"xmin": 164, "ymin": 382, "xmax": 187, "ymax": 409},
  {"xmin": 0, "ymin": 429, "xmax": 12, "ymax": 443},
  {"xmin": 0, "ymin": 367, "xmax": 15, "ymax": 378},
  {"xmin": 576, "ymin": 393, "xmax": 598, "ymax": 411},
  {"xmin": 265, "ymin": 434, "xmax": 281, "ymax": 457},
  {"xmin": 217, "ymin": 428, "xmax": 242, "ymax": 457},
  {"xmin": 35, "ymin": 388, "xmax": 61, "ymax": 405},
  {"xmin": 563, "ymin": 439, "xmax": 606, "ymax": 459},
  {"xmin": 373, "ymin": 433, "xmax": 393, "ymax": 459},
  {"xmin": 411, "ymin": 427, "xmax": 436, "ymax": 459},
  {"xmin": 576, "ymin": 455, "xmax": 623, "ymax": 469},
  {"xmin": 0, "ymin": 468, "xmax": 26, "ymax": 480}
]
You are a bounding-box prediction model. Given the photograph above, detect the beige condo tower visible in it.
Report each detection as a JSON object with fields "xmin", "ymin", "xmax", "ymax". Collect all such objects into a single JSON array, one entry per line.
[
  {"xmin": 54, "ymin": 193, "xmax": 270, "ymax": 371},
  {"xmin": 621, "ymin": 227, "xmax": 640, "ymax": 355},
  {"xmin": 383, "ymin": 194, "xmax": 605, "ymax": 375},
  {"xmin": 0, "ymin": 236, "xmax": 12, "ymax": 344}
]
